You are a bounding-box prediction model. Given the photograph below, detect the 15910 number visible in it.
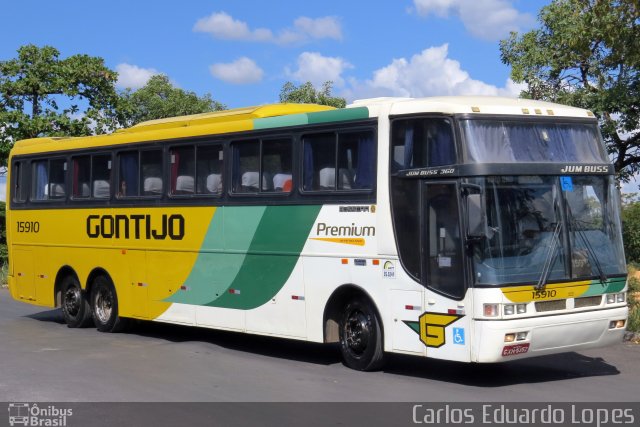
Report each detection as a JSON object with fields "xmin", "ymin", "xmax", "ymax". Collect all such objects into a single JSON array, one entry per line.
[
  {"xmin": 16, "ymin": 221, "xmax": 40, "ymax": 233},
  {"xmin": 531, "ymin": 289, "xmax": 557, "ymax": 299}
]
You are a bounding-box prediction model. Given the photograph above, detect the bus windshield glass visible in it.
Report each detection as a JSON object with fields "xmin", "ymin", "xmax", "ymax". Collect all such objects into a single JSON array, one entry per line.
[
  {"xmin": 461, "ymin": 120, "xmax": 607, "ymax": 163},
  {"xmin": 471, "ymin": 175, "xmax": 625, "ymax": 285}
]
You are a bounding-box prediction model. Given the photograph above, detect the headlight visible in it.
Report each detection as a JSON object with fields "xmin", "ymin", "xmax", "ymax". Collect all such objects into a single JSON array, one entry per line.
[
  {"xmin": 504, "ymin": 304, "xmax": 514, "ymax": 315},
  {"xmin": 606, "ymin": 292, "xmax": 626, "ymax": 304},
  {"xmin": 516, "ymin": 304, "xmax": 527, "ymax": 314},
  {"xmin": 484, "ymin": 304, "xmax": 499, "ymax": 317}
]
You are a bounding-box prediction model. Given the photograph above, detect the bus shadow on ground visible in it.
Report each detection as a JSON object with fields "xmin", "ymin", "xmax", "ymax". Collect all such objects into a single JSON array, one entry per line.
[
  {"xmin": 27, "ymin": 308, "xmax": 620, "ymax": 386},
  {"xmin": 384, "ymin": 352, "xmax": 620, "ymax": 387}
]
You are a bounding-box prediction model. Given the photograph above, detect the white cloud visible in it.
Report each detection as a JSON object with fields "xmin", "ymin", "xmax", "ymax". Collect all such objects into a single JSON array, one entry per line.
[
  {"xmin": 343, "ymin": 44, "xmax": 523, "ymax": 100},
  {"xmin": 293, "ymin": 16, "xmax": 342, "ymax": 41},
  {"xmin": 115, "ymin": 63, "xmax": 160, "ymax": 89},
  {"xmin": 194, "ymin": 12, "xmax": 342, "ymax": 45},
  {"xmin": 209, "ymin": 57, "xmax": 264, "ymax": 84},
  {"xmin": 413, "ymin": 0, "xmax": 534, "ymax": 41},
  {"xmin": 287, "ymin": 52, "xmax": 353, "ymax": 88}
]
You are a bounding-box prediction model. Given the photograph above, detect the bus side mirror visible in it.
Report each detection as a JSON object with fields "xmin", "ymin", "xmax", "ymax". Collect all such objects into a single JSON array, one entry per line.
[{"xmin": 466, "ymin": 193, "xmax": 486, "ymax": 240}]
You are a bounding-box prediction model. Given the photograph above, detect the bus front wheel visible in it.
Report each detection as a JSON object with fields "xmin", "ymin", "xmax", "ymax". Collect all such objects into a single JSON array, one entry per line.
[
  {"xmin": 91, "ymin": 276, "xmax": 129, "ymax": 333},
  {"xmin": 339, "ymin": 297, "xmax": 385, "ymax": 371},
  {"xmin": 60, "ymin": 275, "xmax": 93, "ymax": 328}
]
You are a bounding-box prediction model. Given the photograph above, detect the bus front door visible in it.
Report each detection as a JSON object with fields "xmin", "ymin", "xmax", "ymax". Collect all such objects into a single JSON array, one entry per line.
[{"xmin": 421, "ymin": 182, "xmax": 472, "ymax": 362}]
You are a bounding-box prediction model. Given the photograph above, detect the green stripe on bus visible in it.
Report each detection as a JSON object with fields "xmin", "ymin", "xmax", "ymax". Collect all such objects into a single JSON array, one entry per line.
[
  {"xmin": 582, "ymin": 277, "xmax": 627, "ymax": 296},
  {"xmin": 206, "ymin": 204, "xmax": 322, "ymax": 309},
  {"xmin": 165, "ymin": 206, "xmax": 266, "ymax": 305},
  {"xmin": 253, "ymin": 114, "xmax": 309, "ymax": 130},
  {"xmin": 306, "ymin": 107, "xmax": 370, "ymax": 125}
]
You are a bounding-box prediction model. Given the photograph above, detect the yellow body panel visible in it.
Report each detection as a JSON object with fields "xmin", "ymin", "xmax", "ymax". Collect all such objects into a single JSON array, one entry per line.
[
  {"xmin": 501, "ymin": 280, "xmax": 592, "ymax": 303},
  {"xmin": 8, "ymin": 207, "xmax": 216, "ymax": 319}
]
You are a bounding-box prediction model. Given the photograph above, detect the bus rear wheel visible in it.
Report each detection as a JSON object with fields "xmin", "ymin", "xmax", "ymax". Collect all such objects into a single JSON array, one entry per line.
[
  {"xmin": 91, "ymin": 276, "xmax": 129, "ymax": 333},
  {"xmin": 60, "ymin": 275, "xmax": 93, "ymax": 328},
  {"xmin": 339, "ymin": 297, "xmax": 385, "ymax": 371}
]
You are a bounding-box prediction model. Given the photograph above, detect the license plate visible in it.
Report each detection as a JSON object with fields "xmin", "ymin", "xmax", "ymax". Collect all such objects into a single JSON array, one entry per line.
[{"xmin": 502, "ymin": 343, "xmax": 530, "ymax": 357}]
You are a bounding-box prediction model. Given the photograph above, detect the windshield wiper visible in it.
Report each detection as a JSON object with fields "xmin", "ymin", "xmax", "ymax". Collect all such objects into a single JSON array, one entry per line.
[
  {"xmin": 566, "ymin": 207, "xmax": 607, "ymax": 286},
  {"xmin": 535, "ymin": 221, "xmax": 563, "ymax": 291}
]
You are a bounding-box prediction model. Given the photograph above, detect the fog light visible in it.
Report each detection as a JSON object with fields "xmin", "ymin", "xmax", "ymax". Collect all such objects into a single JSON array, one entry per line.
[
  {"xmin": 516, "ymin": 304, "xmax": 527, "ymax": 314},
  {"xmin": 606, "ymin": 294, "xmax": 616, "ymax": 304},
  {"xmin": 610, "ymin": 320, "xmax": 626, "ymax": 329},
  {"xmin": 617, "ymin": 293, "xmax": 626, "ymax": 303},
  {"xmin": 484, "ymin": 304, "xmax": 499, "ymax": 317},
  {"xmin": 504, "ymin": 333, "xmax": 516, "ymax": 342},
  {"xmin": 516, "ymin": 332, "xmax": 528, "ymax": 341},
  {"xmin": 504, "ymin": 304, "xmax": 515, "ymax": 315}
]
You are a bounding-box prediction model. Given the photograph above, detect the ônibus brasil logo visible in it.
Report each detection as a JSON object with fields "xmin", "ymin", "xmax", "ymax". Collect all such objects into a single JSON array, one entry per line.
[{"xmin": 8, "ymin": 403, "xmax": 72, "ymax": 426}]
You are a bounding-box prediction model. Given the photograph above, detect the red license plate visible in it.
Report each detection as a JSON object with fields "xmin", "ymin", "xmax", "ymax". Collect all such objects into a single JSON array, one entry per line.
[{"xmin": 502, "ymin": 343, "xmax": 530, "ymax": 356}]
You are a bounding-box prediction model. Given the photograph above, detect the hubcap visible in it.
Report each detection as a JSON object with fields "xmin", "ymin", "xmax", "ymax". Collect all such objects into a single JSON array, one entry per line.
[
  {"xmin": 343, "ymin": 309, "xmax": 371, "ymax": 355},
  {"xmin": 63, "ymin": 286, "xmax": 81, "ymax": 317},
  {"xmin": 95, "ymin": 288, "xmax": 113, "ymax": 324}
]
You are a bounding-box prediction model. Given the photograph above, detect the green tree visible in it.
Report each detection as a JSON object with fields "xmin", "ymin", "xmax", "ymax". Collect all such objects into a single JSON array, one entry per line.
[
  {"xmin": 499, "ymin": 0, "xmax": 640, "ymax": 181},
  {"xmin": 117, "ymin": 75, "xmax": 225, "ymax": 127},
  {"xmin": 622, "ymin": 197, "xmax": 640, "ymax": 264},
  {"xmin": 279, "ymin": 81, "xmax": 346, "ymax": 108},
  {"xmin": 0, "ymin": 44, "xmax": 120, "ymax": 165}
]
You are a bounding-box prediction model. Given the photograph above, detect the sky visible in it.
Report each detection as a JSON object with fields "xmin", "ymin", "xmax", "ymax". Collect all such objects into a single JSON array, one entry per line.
[{"xmin": 1, "ymin": 0, "xmax": 637, "ymax": 197}]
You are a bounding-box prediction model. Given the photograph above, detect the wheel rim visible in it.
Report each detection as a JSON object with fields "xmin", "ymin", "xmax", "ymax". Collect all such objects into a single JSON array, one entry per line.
[
  {"xmin": 343, "ymin": 309, "xmax": 371, "ymax": 356},
  {"xmin": 95, "ymin": 288, "xmax": 113, "ymax": 324},
  {"xmin": 63, "ymin": 286, "xmax": 81, "ymax": 318}
]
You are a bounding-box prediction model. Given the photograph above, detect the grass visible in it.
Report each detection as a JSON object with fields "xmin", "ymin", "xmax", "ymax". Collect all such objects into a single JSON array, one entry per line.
[{"xmin": 0, "ymin": 264, "xmax": 7, "ymax": 288}]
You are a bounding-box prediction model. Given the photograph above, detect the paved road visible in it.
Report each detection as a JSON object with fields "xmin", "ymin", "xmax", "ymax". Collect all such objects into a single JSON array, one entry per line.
[{"xmin": 1, "ymin": 287, "xmax": 638, "ymax": 403}]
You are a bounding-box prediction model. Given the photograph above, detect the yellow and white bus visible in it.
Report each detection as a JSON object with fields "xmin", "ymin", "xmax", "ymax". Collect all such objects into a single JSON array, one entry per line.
[{"xmin": 6, "ymin": 97, "xmax": 628, "ymax": 370}]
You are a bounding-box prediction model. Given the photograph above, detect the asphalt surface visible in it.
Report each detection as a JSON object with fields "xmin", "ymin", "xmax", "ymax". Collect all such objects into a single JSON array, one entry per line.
[{"xmin": 1, "ymin": 287, "xmax": 639, "ymax": 403}]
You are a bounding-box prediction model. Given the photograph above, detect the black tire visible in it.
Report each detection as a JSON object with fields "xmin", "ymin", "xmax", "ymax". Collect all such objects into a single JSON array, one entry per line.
[
  {"xmin": 339, "ymin": 297, "xmax": 385, "ymax": 371},
  {"xmin": 60, "ymin": 275, "xmax": 93, "ymax": 328},
  {"xmin": 91, "ymin": 275, "xmax": 129, "ymax": 333}
]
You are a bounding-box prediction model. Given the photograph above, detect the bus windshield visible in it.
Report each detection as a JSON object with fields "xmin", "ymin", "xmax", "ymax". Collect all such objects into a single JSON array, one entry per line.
[
  {"xmin": 471, "ymin": 175, "xmax": 625, "ymax": 285},
  {"xmin": 461, "ymin": 120, "xmax": 607, "ymax": 163}
]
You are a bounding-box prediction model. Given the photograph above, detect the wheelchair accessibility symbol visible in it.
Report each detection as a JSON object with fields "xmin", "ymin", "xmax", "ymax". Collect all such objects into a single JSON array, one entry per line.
[{"xmin": 453, "ymin": 327, "xmax": 465, "ymax": 345}]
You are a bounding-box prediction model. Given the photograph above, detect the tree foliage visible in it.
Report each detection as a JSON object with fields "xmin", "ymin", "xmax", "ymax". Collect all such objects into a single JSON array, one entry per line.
[
  {"xmin": 117, "ymin": 75, "xmax": 225, "ymax": 128},
  {"xmin": 500, "ymin": 0, "xmax": 640, "ymax": 181},
  {"xmin": 622, "ymin": 195, "xmax": 640, "ymax": 264},
  {"xmin": 279, "ymin": 81, "xmax": 346, "ymax": 108},
  {"xmin": 0, "ymin": 44, "xmax": 119, "ymax": 165}
]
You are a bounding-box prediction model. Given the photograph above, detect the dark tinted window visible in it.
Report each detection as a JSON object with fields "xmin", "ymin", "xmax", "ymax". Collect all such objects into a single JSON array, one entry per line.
[
  {"xmin": 303, "ymin": 130, "xmax": 375, "ymax": 191},
  {"xmin": 392, "ymin": 118, "xmax": 456, "ymax": 171}
]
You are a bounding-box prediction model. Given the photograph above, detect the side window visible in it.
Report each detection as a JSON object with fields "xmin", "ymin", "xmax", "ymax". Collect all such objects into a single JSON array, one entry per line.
[
  {"xmin": 72, "ymin": 156, "xmax": 91, "ymax": 198},
  {"xmin": 233, "ymin": 140, "xmax": 260, "ymax": 193},
  {"xmin": 170, "ymin": 146, "xmax": 195, "ymax": 195},
  {"xmin": 31, "ymin": 159, "xmax": 67, "ymax": 200},
  {"xmin": 391, "ymin": 118, "xmax": 456, "ymax": 172},
  {"xmin": 12, "ymin": 161, "xmax": 27, "ymax": 203},
  {"xmin": 92, "ymin": 155, "xmax": 111, "ymax": 199},
  {"xmin": 118, "ymin": 151, "xmax": 139, "ymax": 197},
  {"xmin": 232, "ymin": 139, "xmax": 292, "ymax": 194},
  {"xmin": 263, "ymin": 138, "xmax": 292, "ymax": 192},
  {"xmin": 31, "ymin": 160, "xmax": 48, "ymax": 200},
  {"xmin": 303, "ymin": 130, "xmax": 374, "ymax": 191},
  {"xmin": 141, "ymin": 150, "xmax": 163, "ymax": 196},
  {"xmin": 196, "ymin": 145, "xmax": 223, "ymax": 195}
]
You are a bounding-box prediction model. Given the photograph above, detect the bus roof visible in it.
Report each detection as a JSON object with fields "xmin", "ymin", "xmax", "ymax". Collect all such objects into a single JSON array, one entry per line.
[
  {"xmin": 10, "ymin": 103, "xmax": 337, "ymax": 155},
  {"xmin": 10, "ymin": 96, "xmax": 595, "ymax": 157},
  {"xmin": 350, "ymin": 96, "xmax": 595, "ymax": 118}
]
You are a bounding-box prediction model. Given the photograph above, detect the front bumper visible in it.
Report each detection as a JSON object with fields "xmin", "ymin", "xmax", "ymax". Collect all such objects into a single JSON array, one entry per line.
[{"xmin": 474, "ymin": 306, "xmax": 628, "ymax": 363}]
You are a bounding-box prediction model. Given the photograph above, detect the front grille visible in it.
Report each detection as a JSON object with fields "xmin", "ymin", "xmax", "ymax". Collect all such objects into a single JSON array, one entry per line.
[
  {"xmin": 535, "ymin": 299, "xmax": 567, "ymax": 312},
  {"xmin": 574, "ymin": 295, "xmax": 602, "ymax": 308}
]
